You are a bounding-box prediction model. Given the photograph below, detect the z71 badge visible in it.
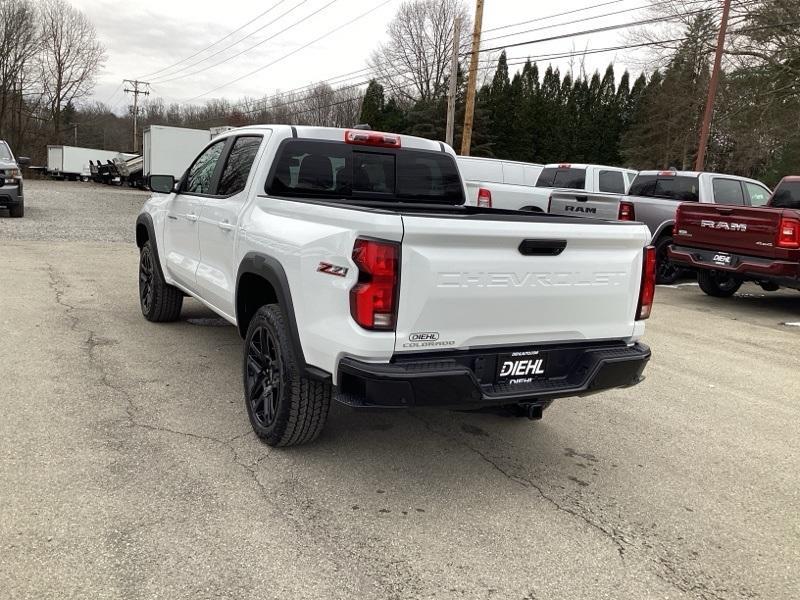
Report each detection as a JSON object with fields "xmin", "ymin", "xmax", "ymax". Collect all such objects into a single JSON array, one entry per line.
[{"xmin": 317, "ymin": 262, "xmax": 349, "ymax": 277}]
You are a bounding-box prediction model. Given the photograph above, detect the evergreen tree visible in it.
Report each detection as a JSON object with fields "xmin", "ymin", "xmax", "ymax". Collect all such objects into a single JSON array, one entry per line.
[{"xmin": 359, "ymin": 80, "xmax": 385, "ymax": 129}]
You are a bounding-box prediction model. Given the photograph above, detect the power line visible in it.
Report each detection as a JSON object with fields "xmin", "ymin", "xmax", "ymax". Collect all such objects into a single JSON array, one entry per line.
[
  {"xmin": 226, "ymin": 17, "xmax": 797, "ymax": 122},
  {"xmin": 483, "ymin": 0, "xmax": 625, "ymax": 34},
  {"xmin": 138, "ymin": 0, "xmax": 290, "ymax": 79},
  {"xmin": 183, "ymin": 0, "xmax": 394, "ymax": 103},
  {"xmin": 149, "ymin": 0, "xmax": 319, "ymax": 84},
  {"xmin": 152, "ymin": 0, "xmax": 774, "ymax": 117},
  {"xmin": 152, "ymin": 0, "xmax": 692, "ymax": 112},
  {"xmin": 475, "ymin": 6, "xmax": 721, "ymax": 55},
  {"xmin": 481, "ymin": 0, "xmax": 712, "ymax": 45}
]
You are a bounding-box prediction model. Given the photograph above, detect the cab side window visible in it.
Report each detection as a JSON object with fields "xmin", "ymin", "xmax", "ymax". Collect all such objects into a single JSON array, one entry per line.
[
  {"xmin": 217, "ymin": 136, "xmax": 263, "ymax": 196},
  {"xmin": 183, "ymin": 141, "xmax": 225, "ymax": 195},
  {"xmin": 712, "ymin": 178, "xmax": 745, "ymax": 206},
  {"xmin": 598, "ymin": 170, "xmax": 625, "ymax": 194}
]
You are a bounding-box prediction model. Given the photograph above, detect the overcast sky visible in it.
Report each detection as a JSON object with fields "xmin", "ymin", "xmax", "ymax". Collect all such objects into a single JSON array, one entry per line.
[{"xmin": 72, "ymin": 0, "xmax": 660, "ymax": 112}]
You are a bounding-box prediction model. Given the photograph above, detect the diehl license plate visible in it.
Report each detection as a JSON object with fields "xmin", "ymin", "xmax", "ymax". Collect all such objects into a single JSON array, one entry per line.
[
  {"xmin": 712, "ymin": 252, "xmax": 733, "ymax": 266},
  {"xmin": 496, "ymin": 351, "xmax": 547, "ymax": 385}
]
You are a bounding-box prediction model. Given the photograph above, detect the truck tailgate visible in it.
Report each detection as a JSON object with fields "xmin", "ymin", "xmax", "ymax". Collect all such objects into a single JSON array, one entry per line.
[
  {"xmin": 674, "ymin": 203, "xmax": 786, "ymax": 259},
  {"xmin": 395, "ymin": 214, "xmax": 650, "ymax": 352},
  {"xmin": 548, "ymin": 190, "xmax": 622, "ymax": 220}
]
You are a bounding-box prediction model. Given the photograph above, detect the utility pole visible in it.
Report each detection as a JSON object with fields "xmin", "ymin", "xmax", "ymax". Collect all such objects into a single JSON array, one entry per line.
[
  {"xmin": 73, "ymin": 124, "xmax": 78, "ymax": 146},
  {"xmin": 460, "ymin": 0, "xmax": 484, "ymax": 156},
  {"xmin": 123, "ymin": 79, "xmax": 150, "ymax": 153},
  {"xmin": 695, "ymin": 0, "xmax": 731, "ymax": 171},
  {"xmin": 445, "ymin": 16, "xmax": 462, "ymax": 148}
]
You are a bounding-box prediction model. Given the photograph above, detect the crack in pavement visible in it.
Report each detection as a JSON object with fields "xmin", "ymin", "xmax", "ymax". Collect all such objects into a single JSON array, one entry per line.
[
  {"xmin": 46, "ymin": 263, "xmax": 270, "ymax": 477},
  {"xmin": 409, "ymin": 413, "xmax": 628, "ymax": 562},
  {"xmin": 410, "ymin": 413, "xmax": 760, "ymax": 600}
]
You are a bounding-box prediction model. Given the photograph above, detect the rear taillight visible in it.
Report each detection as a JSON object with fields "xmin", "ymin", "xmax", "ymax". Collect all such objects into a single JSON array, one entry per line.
[
  {"xmin": 350, "ymin": 238, "xmax": 400, "ymax": 330},
  {"xmin": 636, "ymin": 246, "xmax": 656, "ymax": 320},
  {"xmin": 477, "ymin": 188, "xmax": 492, "ymax": 208},
  {"xmin": 618, "ymin": 201, "xmax": 635, "ymax": 221},
  {"xmin": 777, "ymin": 217, "xmax": 800, "ymax": 249}
]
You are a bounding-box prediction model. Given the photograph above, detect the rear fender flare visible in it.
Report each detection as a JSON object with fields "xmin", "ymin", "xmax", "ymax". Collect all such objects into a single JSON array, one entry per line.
[
  {"xmin": 652, "ymin": 220, "xmax": 675, "ymax": 243},
  {"xmin": 135, "ymin": 213, "xmax": 168, "ymax": 280},
  {"xmin": 236, "ymin": 253, "xmax": 331, "ymax": 383}
]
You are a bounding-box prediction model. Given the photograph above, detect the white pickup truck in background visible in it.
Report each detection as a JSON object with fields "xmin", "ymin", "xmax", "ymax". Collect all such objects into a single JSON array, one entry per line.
[
  {"xmin": 459, "ymin": 160, "xmax": 637, "ymax": 212},
  {"xmin": 136, "ymin": 126, "xmax": 654, "ymax": 446},
  {"xmin": 457, "ymin": 156, "xmax": 544, "ymax": 210}
]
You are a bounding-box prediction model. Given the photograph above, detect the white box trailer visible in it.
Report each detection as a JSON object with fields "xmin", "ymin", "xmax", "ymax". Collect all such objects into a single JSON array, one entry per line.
[
  {"xmin": 47, "ymin": 145, "xmax": 135, "ymax": 180},
  {"xmin": 143, "ymin": 125, "xmax": 211, "ymax": 179}
]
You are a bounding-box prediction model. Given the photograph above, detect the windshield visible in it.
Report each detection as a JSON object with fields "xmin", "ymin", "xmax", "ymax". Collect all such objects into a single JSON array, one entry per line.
[
  {"xmin": 266, "ymin": 140, "xmax": 465, "ymax": 205},
  {"xmin": 0, "ymin": 142, "xmax": 12, "ymax": 161},
  {"xmin": 771, "ymin": 181, "xmax": 800, "ymax": 209}
]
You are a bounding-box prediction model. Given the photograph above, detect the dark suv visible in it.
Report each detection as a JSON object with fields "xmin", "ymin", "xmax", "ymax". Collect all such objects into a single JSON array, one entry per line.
[{"xmin": 1, "ymin": 140, "xmax": 30, "ymax": 218}]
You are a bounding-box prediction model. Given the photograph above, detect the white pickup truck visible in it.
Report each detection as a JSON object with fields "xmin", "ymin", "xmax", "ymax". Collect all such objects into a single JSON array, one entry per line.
[
  {"xmin": 458, "ymin": 160, "xmax": 637, "ymax": 212},
  {"xmin": 457, "ymin": 156, "xmax": 544, "ymax": 210},
  {"xmin": 136, "ymin": 126, "xmax": 655, "ymax": 447}
]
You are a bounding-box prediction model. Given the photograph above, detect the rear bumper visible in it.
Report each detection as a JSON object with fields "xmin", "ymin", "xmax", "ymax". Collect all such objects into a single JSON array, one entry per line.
[
  {"xmin": 337, "ymin": 342, "xmax": 650, "ymax": 409},
  {"xmin": 669, "ymin": 245, "xmax": 800, "ymax": 288}
]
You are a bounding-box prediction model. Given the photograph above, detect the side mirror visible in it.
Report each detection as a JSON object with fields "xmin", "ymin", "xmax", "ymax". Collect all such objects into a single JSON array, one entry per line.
[
  {"xmin": 148, "ymin": 174, "xmax": 176, "ymax": 194},
  {"xmin": 17, "ymin": 156, "xmax": 30, "ymax": 166}
]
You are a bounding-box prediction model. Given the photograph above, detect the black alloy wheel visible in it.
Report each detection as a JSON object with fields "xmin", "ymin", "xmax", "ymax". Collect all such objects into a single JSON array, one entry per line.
[
  {"xmin": 139, "ymin": 248, "xmax": 155, "ymax": 314},
  {"xmin": 655, "ymin": 236, "xmax": 680, "ymax": 285},
  {"xmin": 245, "ymin": 325, "xmax": 283, "ymax": 429}
]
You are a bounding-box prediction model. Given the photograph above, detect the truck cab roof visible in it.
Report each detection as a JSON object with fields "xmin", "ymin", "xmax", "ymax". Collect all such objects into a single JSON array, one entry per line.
[
  {"xmin": 212, "ymin": 125, "xmax": 448, "ymax": 154},
  {"xmin": 636, "ymin": 170, "xmax": 767, "ymax": 186}
]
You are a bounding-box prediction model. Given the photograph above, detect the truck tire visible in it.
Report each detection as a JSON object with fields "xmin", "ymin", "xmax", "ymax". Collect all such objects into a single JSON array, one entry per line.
[
  {"xmin": 138, "ymin": 241, "xmax": 183, "ymax": 322},
  {"xmin": 8, "ymin": 200, "xmax": 23, "ymax": 218},
  {"xmin": 698, "ymin": 270, "xmax": 742, "ymax": 298},
  {"xmin": 655, "ymin": 236, "xmax": 680, "ymax": 285},
  {"xmin": 243, "ymin": 305, "xmax": 331, "ymax": 447}
]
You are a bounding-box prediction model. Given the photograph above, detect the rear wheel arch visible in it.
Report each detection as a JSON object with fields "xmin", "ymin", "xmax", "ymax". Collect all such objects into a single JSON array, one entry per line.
[
  {"xmin": 652, "ymin": 221, "xmax": 675, "ymax": 245},
  {"xmin": 236, "ymin": 253, "xmax": 331, "ymax": 383}
]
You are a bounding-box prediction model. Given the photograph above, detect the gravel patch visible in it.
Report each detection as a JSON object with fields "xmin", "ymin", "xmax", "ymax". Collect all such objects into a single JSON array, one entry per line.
[{"xmin": 0, "ymin": 179, "xmax": 148, "ymax": 244}]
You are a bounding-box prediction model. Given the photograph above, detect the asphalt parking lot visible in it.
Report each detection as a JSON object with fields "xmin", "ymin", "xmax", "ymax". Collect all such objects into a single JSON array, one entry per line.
[{"xmin": 1, "ymin": 180, "xmax": 798, "ymax": 600}]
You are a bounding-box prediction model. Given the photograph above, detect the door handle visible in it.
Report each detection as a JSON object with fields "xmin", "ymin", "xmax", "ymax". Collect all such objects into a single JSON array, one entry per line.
[
  {"xmin": 185, "ymin": 213, "xmax": 199, "ymax": 223},
  {"xmin": 218, "ymin": 220, "xmax": 235, "ymax": 231},
  {"xmin": 167, "ymin": 215, "xmax": 178, "ymax": 220}
]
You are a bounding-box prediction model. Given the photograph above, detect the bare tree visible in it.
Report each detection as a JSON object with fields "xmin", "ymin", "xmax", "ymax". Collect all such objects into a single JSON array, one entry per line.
[
  {"xmin": 369, "ymin": 0, "xmax": 471, "ymax": 102},
  {"xmin": 0, "ymin": 0, "xmax": 39, "ymax": 138},
  {"xmin": 38, "ymin": 0, "xmax": 105, "ymax": 142}
]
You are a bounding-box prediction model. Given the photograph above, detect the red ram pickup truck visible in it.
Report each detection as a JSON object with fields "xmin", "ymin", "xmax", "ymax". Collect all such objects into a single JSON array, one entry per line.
[{"xmin": 669, "ymin": 176, "xmax": 800, "ymax": 297}]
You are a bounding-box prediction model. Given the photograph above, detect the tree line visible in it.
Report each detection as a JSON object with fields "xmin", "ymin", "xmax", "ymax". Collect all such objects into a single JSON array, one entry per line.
[{"xmin": 2, "ymin": 0, "xmax": 797, "ymax": 186}]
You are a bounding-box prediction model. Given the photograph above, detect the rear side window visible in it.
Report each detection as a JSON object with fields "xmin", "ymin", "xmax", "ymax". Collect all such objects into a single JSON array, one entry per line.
[
  {"xmin": 630, "ymin": 175, "xmax": 699, "ymax": 201},
  {"xmin": 598, "ymin": 170, "xmax": 625, "ymax": 194},
  {"xmin": 217, "ymin": 136, "xmax": 262, "ymax": 196},
  {"xmin": 0, "ymin": 142, "xmax": 11, "ymax": 161},
  {"xmin": 712, "ymin": 178, "xmax": 745, "ymax": 206},
  {"xmin": 536, "ymin": 167, "xmax": 586, "ymax": 189},
  {"xmin": 771, "ymin": 181, "xmax": 800, "ymax": 209},
  {"xmin": 267, "ymin": 140, "xmax": 465, "ymax": 204},
  {"xmin": 745, "ymin": 182, "xmax": 771, "ymax": 207}
]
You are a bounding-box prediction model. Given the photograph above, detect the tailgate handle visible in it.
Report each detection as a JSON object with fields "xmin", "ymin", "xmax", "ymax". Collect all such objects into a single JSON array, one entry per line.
[
  {"xmin": 519, "ymin": 239, "xmax": 567, "ymax": 256},
  {"xmin": 575, "ymin": 195, "xmax": 588, "ymax": 202},
  {"xmin": 716, "ymin": 207, "xmax": 735, "ymax": 213}
]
